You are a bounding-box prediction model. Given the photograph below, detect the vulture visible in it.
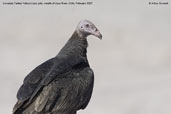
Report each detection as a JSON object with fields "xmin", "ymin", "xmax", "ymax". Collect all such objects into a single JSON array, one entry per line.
[{"xmin": 13, "ymin": 20, "xmax": 102, "ymax": 114}]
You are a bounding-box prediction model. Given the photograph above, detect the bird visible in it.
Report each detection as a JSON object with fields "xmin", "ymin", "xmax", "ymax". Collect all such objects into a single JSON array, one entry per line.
[{"xmin": 13, "ymin": 20, "xmax": 102, "ymax": 114}]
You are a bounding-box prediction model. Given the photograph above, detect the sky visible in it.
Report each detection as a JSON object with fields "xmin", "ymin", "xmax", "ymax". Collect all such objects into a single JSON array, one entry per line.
[{"xmin": 0, "ymin": 0, "xmax": 171, "ymax": 114}]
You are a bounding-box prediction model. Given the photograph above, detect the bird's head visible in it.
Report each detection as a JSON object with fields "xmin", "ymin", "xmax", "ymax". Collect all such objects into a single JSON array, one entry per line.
[{"xmin": 76, "ymin": 20, "xmax": 102, "ymax": 39}]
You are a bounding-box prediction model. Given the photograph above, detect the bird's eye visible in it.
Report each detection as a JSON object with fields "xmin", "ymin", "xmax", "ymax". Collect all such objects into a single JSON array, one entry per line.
[
  {"xmin": 85, "ymin": 24, "xmax": 89, "ymax": 28},
  {"xmin": 81, "ymin": 26, "xmax": 83, "ymax": 28}
]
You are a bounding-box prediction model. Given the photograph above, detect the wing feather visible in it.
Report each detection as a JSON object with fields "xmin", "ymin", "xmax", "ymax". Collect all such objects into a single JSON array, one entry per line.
[{"xmin": 13, "ymin": 56, "xmax": 86, "ymax": 114}]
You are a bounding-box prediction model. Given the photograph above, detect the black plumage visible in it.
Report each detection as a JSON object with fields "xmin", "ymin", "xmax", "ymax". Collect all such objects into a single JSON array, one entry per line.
[{"xmin": 13, "ymin": 20, "xmax": 102, "ymax": 114}]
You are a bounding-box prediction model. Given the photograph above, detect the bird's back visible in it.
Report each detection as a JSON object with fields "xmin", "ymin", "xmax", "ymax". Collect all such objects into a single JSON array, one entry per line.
[{"xmin": 20, "ymin": 67, "xmax": 94, "ymax": 114}]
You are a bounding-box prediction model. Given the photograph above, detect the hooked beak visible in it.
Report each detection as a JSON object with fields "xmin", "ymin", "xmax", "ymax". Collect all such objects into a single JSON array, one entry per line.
[
  {"xmin": 97, "ymin": 33, "xmax": 102, "ymax": 40},
  {"xmin": 91, "ymin": 29, "xmax": 102, "ymax": 40}
]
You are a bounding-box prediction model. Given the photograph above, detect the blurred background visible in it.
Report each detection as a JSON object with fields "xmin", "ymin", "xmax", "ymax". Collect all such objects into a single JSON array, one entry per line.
[{"xmin": 0, "ymin": 0, "xmax": 171, "ymax": 114}]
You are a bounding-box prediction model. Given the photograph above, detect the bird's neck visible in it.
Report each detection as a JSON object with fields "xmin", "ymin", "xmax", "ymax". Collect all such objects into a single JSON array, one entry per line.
[
  {"xmin": 70, "ymin": 31, "xmax": 88, "ymax": 49},
  {"xmin": 57, "ymin": 31, "xmax": 88, "ymax": 58}
]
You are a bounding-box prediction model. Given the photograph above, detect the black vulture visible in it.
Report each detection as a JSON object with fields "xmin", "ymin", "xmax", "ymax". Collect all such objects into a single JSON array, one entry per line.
[{"xmin": 13, "ymin": 20, "xmax": 102, "ymax": 114}]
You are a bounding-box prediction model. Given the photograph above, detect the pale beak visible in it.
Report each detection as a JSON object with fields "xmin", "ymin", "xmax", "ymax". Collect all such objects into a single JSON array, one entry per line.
[
  {"xmin": 98, "ymin": 33, "xmax": 102, "ymax": 40},
  {"xmin": 91, "ymin": 28, "xmax": 102, "ymax": 40}
]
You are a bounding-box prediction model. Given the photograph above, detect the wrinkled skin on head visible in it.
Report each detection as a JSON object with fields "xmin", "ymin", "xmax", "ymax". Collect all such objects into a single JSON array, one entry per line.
[{"xmin": 76, "ymin": 20, "xmax": 102, "ymax": 39}]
